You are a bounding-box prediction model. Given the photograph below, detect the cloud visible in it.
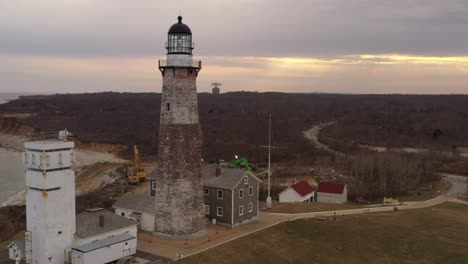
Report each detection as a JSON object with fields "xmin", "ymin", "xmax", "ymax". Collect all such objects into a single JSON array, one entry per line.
[
  {"xmin": 1, "ymin": 54, "xmax": 467, "ymax": 94},
  {"xmin": 1, "ymin": 0, "xmax": 468, "ymax": 58}
]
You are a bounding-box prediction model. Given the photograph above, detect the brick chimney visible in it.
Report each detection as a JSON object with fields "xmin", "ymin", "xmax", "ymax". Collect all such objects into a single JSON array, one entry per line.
[
  {"xmin": 99, "ymin": 215, "xmax": 105, "ymax": 228},
  {"xmin": 216, "ymin": 166, "xmax": 222, "ymax": 177}
]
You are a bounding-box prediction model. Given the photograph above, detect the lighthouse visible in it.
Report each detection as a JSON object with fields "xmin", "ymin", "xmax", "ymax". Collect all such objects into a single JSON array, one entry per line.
[{"xmin": 154, "ymin": 16, "xmax": 206, "ymax": 239}]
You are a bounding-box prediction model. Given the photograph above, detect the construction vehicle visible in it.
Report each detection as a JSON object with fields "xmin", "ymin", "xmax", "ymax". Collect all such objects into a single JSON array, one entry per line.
[
  {"xmin": 231, "ymin": 155, "xmax": 253, "ymax": 171},
  {"xmin": 127, "ymin": 145, "xmax": 147, "ymax": 184}
]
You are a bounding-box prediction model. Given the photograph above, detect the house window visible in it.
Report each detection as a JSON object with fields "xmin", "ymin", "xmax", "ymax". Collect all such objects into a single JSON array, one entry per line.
[
  {"xmin": 248, "ymin": 202, "xmax": 253, "ymax": 212},
  {"xmin": 204, "ymin": 188, "xmax": 209, "ymax": 195},
  {"xmin": 217, "ymin": 190, "xmax": 223, "ymax": 200},
  {"xmin": 58, "ymin": 153, "xmax": 63, "ymax": 165},
  {"xmin": 249, "ymin": 186, "xmax": 253, "ymax": 196},
  {"xmin": 239, "ymin": 205, "xmax": 244, "ymax": 216},
  {"xmin": 167, "ymin": 103, "xmax": 170, "ymax": 111},
  {"xmin": 125, "ymin": 242, "xmax": 128, "ymax": 246},
  {"xmin": 24, "ymin": 153, "xmax": 28, "ymax": 165},
  {"xmin": 217, "ymin": 206, "xmax": 223, "ymax": 217},
  {"xmin": 244, "ymin": 176, "xmax": 248, "ymax": 185},
  {"xmin": 239, "ymin": 189, "xmax": 244, "ymax": 199},
  {"xmin": 70, "ymin": 152, "xmax": 75, "ymax": 164},
  {"xmin": 121, "ymin": 212, "xmax": 125, "ymax": 217},
  {"xmin": 32, "ymin": 154, "xmax": 35, "ymax": 165},
  {"xmin": 204, "ymin": 205, "xmax": 209, "ymax": 215},
  {"xmin": 151, "ymin": 181, "xmax": 157, "ymax": 190}
]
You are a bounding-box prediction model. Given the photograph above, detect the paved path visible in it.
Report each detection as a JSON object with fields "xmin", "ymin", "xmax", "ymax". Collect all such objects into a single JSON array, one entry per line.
[{"xmin": 138, "ymin": 195, "xmax": 463, "ymax": 261}]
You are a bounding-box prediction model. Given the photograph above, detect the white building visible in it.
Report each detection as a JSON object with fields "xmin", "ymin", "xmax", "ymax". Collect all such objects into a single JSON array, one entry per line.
[
  {"xmin": 72, "ymin": 208, "xmax": 138, "ymax": 264},
  {"xmin": 316, "ymin": 182, "xmax": 348, "ymax": 204},
  {"xmin": 113, "ymin": 193, "xmax": 155, "ymax": 232},
  {"xmin": 23, "ymin": 131, "xmax": 76, "ymax": 264},
  {"xmin": 8, "ymin": 241, "xmax": 24, "ymax": 262},
  {"xmin": 279, "ymin": 181, "xmax": 315, "ymax": 203},
  {"xmin": 20, "ymin": 131, "xmax": 138, "ymax": 264}
]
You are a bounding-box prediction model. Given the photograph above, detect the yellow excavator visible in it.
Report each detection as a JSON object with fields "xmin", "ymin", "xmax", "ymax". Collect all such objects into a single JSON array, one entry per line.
[{"xmin": 127, "ymin": 145, "xmax": 147, "ymax": 184}]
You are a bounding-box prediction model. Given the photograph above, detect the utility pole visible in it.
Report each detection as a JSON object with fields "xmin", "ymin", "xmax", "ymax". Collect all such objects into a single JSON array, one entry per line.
[{"xmin": 266, "ymin": 114, "xmax": 272, "ymax": 208}]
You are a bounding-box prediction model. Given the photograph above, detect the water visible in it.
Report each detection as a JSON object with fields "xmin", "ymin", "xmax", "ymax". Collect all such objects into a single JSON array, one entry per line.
[
  {"xmin": 0, "ymin": 93, "xmax": 30, "ymax": 205},
  {"xmin": 0, "ymin": 93, "xmax": 25, "ymax": 104},
  {"xmin": 0, "ymin": 148, "xmax": 24, "ymax": 205}
]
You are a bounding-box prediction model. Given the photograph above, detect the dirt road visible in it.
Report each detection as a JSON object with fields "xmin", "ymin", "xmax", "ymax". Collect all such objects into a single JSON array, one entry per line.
[{"xmin": 303, "ymin": 122, "xmax": 344, "ymax": 156}]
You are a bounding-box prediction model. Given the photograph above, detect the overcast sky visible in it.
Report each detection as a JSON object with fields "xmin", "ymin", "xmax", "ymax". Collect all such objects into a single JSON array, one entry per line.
[{"xmin": 1, "ymin": 0, "xmax": 468, "ymax": 94}]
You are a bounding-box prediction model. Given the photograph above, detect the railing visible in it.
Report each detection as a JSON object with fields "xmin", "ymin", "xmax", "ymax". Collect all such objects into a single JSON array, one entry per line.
[
  {"xmin": 29, "ymin": 130, "xmax": 74, "ymax": 141},
  {"xmin": 158, "ymin": 59, "xmax": 202, "ymax": 69}
]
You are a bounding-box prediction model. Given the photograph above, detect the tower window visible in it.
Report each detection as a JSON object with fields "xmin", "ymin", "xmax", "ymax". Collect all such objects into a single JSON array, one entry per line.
[{"xmin": 167, "ymin": 103, "xmax": 170, "ymax": 111}]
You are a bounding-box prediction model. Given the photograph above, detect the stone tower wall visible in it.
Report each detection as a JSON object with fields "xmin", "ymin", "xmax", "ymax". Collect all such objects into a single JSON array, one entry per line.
[{"xmin": 154, "ymin": 67, "xmax": 207, "ymax": 239}]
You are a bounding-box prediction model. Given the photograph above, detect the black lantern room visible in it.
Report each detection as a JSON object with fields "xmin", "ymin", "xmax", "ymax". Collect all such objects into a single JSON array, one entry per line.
[{"xmin": 167, "ymin": 16, "xmax": 193, "ymax": 55}]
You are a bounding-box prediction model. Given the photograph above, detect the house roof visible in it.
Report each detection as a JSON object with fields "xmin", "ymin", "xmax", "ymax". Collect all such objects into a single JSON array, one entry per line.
[
  {"xmin": 113, "ymin": 193, "xmax": 155, "ymax": 214},
  {"xmin": 8, "ymin": 240, "xmax": 24, "ymax": 250},
  {"xmin": 149, "ymin": 165, "xmax": 261, "ymax": 190},
  {"xmin": 75, "ymin": 208, "xmax": 137, "ymax": 238},
  {"xmin": 290, "ymin": 181, "xmax": 315, "ymax": 197},
  {"xmin": 317, "ymin": 182, "xmax": 346, "ymax": 194},
  {"xmin": 202, "ymin": 165, "xmax": 261, "ymax": 190},
  {"xmin": 72, "ymin": 234, "xmax": 135, "ymax": 253}
]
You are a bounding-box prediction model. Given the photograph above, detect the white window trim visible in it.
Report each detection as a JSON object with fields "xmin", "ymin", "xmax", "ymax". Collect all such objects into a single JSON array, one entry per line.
[
  {"xmin": 249, "ymin": 186, "xmax": 253, "ymax": 196},
  {"xmin": 217, "ymin": 206, "xmax": 223, "ymax": 217},
  {"xmin": 244, "ymin": 176, "xmax": 248, "ymax": 185},
  {"xmin": 239, "ymin": 205, "xmax": 244, "ymax": 216},
  {"xmin": 204, "ymin": 188, "xmax": 209, "ymax": 195},
  {"xmin": 151, "ymin": 181, "xmax": 157, "ymax": 190},
  {"xmin": 204, "ymin": 205, "xmax": 210, "ymax": 215},
  {"xmin": 239, "ymin": 189, "xmax": 244, "ymax": 199},
  {"xmin": 248, "ymin": 202, "xmax": 253, "ymax": 213},
  {"xmin": 217, "ymin": 190, "xmax": 224, "ymax": 200}
]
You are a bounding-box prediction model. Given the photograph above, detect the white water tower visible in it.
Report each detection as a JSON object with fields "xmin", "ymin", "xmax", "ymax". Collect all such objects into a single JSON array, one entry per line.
[{"xmin": 24, "ymin": 130, "xmax": 76, "ymax": 264}]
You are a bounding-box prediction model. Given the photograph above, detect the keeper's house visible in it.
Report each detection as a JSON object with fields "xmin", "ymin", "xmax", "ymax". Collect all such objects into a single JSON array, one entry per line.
[
  {"xmin": 148, "ymin": 165, "xmax": 261, "ymax": 227},
  {"xmin": 316, "ymin": 182, "xmax": 347, "ymax": 204}
]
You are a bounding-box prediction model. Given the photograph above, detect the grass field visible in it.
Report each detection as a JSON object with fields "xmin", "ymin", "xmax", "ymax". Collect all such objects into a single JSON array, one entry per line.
[
  {"xmin": 180, "ymin": 202, "xmax": 468, "ymax": 264},
  {"xmin": 268, "ymin": 202, "xmax": 362, "ymax": 214}
]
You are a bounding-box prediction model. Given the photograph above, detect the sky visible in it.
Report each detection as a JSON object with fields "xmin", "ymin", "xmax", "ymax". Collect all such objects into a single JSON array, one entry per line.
[{"xmin": 1, "ymin": 0, "xmax": 468, "ymax": 94}]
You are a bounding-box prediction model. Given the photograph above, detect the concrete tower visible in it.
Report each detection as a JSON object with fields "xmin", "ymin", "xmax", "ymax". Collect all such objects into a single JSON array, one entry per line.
[
  {"xmin": 154, "ymin": 16, "xmax": 206, "ymax": 239},
  {"xmin": 24, "ymin": 130, "xmax": 76, "ymax": 264}
]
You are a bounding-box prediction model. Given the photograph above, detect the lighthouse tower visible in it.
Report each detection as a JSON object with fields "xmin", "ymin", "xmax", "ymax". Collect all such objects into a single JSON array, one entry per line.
[
  {"xmin": 24, "ymin": 131, "xmax": 76, "ymax": 264},
  {"xmin": 154, "ymin": 16, "xmax": 206, "ymax": 239}
]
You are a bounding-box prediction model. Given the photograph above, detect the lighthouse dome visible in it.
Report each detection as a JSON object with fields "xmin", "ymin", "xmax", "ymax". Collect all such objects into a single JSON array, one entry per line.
[{"xmin": 168, "ymin": 16, "xmax": 192, "ymax": 34}]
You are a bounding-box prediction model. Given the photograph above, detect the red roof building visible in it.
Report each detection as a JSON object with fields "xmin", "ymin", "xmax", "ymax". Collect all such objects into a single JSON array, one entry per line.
[
  {"xmin": 317, "ymin": 182, "xmax": 348, "ymax": 204},
  {"xmin": 279, "ymin": 181, "xmax": 315, "ymax": 203},
  {"xmin": 317, "ymin": 182, "xmax": 346, "ymax": 194},
  {"xmin": 291, "ymin": 181, "xmax": 315, "ymax": 197}
]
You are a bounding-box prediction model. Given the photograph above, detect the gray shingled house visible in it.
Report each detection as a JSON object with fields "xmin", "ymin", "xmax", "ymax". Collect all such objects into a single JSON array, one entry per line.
[{"xmin": 148, "ymin": 165, "xmax": 261, "ymax": 227}]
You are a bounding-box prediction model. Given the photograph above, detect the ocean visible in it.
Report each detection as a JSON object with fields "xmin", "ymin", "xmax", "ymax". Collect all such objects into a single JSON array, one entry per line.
[{"xmin": 0, "ymin": 93, "xmax": 30, "ymax": 205}]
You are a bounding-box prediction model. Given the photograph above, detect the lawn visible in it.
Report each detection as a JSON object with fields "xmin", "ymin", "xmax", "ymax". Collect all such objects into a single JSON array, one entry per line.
[
  {"xmin": 179, "ymin": 203, "xmax": 468, "ymax": 264},
  {"xmin": 267, "ymin": 202, "xmax": 362, "ymax": 214}
]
